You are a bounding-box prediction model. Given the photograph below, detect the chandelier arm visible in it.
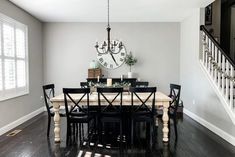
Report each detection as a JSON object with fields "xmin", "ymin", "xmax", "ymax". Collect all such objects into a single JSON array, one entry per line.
[
  {"xmin": 102, "ymin": 47, "xmax": 108, "ymax": 54},
  {"xmin": 110, "ymin": 47, "xmax": 123, "ymax": 54},
  {"xmin": 96, "ymin": 47, "xmax": 107, "ymax": 55}
]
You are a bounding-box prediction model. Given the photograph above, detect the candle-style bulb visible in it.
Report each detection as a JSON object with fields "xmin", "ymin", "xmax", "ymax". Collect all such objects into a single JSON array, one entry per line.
[{"xmin": 97, "ymin": 75, "xmax": 100, "ymax": 82}]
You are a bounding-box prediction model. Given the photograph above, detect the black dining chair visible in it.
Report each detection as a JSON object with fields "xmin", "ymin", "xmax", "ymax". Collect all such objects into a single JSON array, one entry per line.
[
  {"xmin": 63, "ymin": 88, "xmax": 94, "ymax": 145},
  {"xmin": 80, "ymin": 82, "xmax": 89, "ymax": 88},
  {"xmin": 157, "ymin": 84, "xmax": 181, "ymax": 140},
  {"xmin": 97, "ymin": 87, "xmax": 123, "ymax": 145},
  {"xmin": 80, "ymin": 81, "xmax": 99, "ymax": 133},
  {"xmin": 129, "ymin": 87, "xmax": 157, "ymax": 147},
  {"xmin": 135, "ymin": 81, "xmax": 149, "ymax": 87},
  {"xmin": 42, "ymin": 84, "xmax": 66, "ymax": 137}
]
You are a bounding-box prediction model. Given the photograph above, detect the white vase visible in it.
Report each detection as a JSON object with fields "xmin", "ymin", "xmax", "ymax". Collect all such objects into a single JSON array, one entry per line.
[{"xmin": 128, "ymin": 72, "xmax": 132, "ymax": 78}]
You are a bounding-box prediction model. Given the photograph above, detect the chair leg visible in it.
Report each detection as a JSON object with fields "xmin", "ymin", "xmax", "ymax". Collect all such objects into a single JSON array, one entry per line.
[
  {"xmin": 87, "ymin": 122, "xmax": 90, "ymax": 145},
  {"xmin": 82, "ymin": 123, "xmax": 84, "ymax": 140},
  {"xmin": 66, "ymin": 122, "xmax": 71, "ymax": 145},
  {"xmin": 150, "ymin": 120, "xmax": 154, "ymax": 148},
  {"xmin": 120, "ymin": 120, "xmax": 123, "ymax": 144},
  {"xmin": 97, "ymin": 118, "xmax": 102, "ymax": 143},
  {"xmin": 47, "ymin": 116, "xmax": 51, "ymax": 137},
  {"xmin": 173, "ymin": 118, "xmax": 178, "ymax": 140},
  {"xmin": 146, "ymin": 122, "xmax": 150, "ymax": 141},
  {"xmin": 75, "ymin": 123, "xmax": 78, "ymax": 138},
  {"xmin": 73, "ymin": 123, "xmax": 76, "ymax": 142},
  {"xmin": 131, "ymin": 119, "xmax": 134, "ymax": 146},
  {"xmin": 79, "ymin": 124, "xmax": 82, "ymax": 145}
]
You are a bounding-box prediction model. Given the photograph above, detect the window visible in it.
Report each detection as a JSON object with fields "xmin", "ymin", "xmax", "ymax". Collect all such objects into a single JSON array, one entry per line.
[{"xmin": 0, "ymin": 13, "xmax": 28, "ymax": 101}]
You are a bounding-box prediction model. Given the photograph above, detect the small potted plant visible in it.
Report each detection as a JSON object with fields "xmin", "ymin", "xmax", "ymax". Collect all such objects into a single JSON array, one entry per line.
[{"xmin": 125, "ymin": 51, "xmax": 137, "ymax": 78}]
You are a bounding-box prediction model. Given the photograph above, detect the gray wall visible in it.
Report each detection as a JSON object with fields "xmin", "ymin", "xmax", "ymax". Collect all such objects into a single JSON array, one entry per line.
[
  {"xmin": 180, "ymin": 8, "xmax": 235, "ymax": 137},
  {"xmin": 0, "ymin": 0, "xmax": 43, "ymax": 128},
  {"xmin": 43, "ymin": 22, "xmax": 180, "ymax": 94}
]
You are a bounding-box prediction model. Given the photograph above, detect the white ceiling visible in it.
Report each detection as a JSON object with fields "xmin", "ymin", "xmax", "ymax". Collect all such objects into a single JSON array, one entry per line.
[{"xmin": 9, "ymin": 0, "xmax": 213, "ymax": 22}]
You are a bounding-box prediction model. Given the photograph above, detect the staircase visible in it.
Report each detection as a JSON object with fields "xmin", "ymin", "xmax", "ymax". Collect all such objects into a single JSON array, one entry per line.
[{"xmin": 200, "ymin": 25, "xmax": 235, "ymax": 125}]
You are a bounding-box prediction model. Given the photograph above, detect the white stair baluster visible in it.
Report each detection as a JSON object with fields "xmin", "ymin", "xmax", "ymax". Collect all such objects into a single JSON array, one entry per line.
[
  {"xmin": 226, "ymin": 60, "xmax": 230, "ymax": 101},
  {"xmin": 208, "ymin": 39, "xmax": 211, "ymax": 72},
  {"xmin": 211, "ymin": 42, "xmax": 214, "ymax": 77},
  {"xmin": 205, "ymin": 36, "xmax": 209, "ymax": 68},
  {"xmin": 230, "ymin": 65, "xmax": 234, "ymax": 108},
  {"xmin": 202, "ymin": 33, "xmax": 205, "ymax": 64},
  {"xmin": 214, "ymin": 46, "xmax": 218, "ymax": 82},
  {"xmin": 218, "ymin": 50, "xmax": 221, "ymax": 89},
  {"xmin": 222, "ymin": 55, "xmax": 225, "ymax": 95}
]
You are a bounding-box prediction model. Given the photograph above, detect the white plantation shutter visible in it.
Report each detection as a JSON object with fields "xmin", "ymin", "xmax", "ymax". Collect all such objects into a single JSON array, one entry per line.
[
  {"xmin": 17, "ymin": 60, "xmax": 26, "ymax": 87},
  {"xmin": 3, "ymin": 24, "xmax": 14, "ymax": 57},
  {"xmin": 4, "ymin": 59, "xmax": 15, "ymax": 89},
  {"xmin": 16, "ymin": 28, "xmax": 26, "ymax": 58},
  {"xmin": 0, "ymin": 13, "xmax": 28, "ymax": 101}
]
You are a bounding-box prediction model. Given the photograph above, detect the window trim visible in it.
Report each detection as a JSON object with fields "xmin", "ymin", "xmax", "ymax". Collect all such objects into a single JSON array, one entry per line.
[{"xmin": 0, "ymin": 12, "xmax": 29, "ymax": 101}]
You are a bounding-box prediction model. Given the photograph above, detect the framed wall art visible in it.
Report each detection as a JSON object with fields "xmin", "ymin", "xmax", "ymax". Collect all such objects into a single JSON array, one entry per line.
[{"xmin": 205, "ymin": 4, "xmax": 212, "ymax": 25}]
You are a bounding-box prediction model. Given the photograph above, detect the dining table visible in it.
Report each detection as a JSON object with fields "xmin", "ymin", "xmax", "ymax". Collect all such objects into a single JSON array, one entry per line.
[{"xmin": 50, "ymin": 91, "xmax": 172, "ymax": 143}]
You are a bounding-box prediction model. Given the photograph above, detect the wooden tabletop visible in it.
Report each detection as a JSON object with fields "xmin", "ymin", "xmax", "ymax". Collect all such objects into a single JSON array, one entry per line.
[{"xmin": 51, "ymin": 91, "xmax": 172, "ymax": 106}]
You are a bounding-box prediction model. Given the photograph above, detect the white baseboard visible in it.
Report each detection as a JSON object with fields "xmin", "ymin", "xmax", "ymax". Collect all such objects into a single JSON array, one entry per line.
[
  {"xmin": 184, "ymin": 109, "xmax": 235, "ymax": 146},
  {"xmin": 0, "ymin": 107, "xmax": 44, "ymax": 136}
]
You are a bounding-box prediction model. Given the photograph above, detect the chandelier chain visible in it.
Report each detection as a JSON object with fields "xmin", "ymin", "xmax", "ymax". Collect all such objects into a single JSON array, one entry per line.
[{"xmin": 107, "ymin": 0, "xmax": 110, "ymax": 27}]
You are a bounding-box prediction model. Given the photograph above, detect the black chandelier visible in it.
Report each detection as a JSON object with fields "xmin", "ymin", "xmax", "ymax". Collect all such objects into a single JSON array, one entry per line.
[{"xmin": 95, "ymin": 0, "xmax": 124, "ymax": 55}]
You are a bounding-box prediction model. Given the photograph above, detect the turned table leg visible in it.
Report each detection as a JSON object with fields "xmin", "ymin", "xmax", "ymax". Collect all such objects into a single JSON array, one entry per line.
[
  {"xmin": 162, "ymin": 102, "xmax": 169, "ymax": 142},
  {"xmin": 53, "ymin": 102, "xmax": 61, "ymax": 143}
]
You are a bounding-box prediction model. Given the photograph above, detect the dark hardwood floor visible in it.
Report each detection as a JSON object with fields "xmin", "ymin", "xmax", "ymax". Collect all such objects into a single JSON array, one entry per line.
[{"xmin": 0, "ymin": 112, "xmax": 235, "ymax": 157}]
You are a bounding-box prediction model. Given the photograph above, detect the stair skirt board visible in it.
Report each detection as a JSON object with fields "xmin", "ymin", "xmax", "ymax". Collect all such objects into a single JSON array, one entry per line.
[{"xmin": 199, "ymin": 60, "xmax": 235, "ymax": 125}]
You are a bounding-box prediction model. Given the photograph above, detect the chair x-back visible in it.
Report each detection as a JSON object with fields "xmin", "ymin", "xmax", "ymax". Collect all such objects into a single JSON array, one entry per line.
[
  {"xmin": 63, "ymin": 88, "xmax": 94, "ymax": 144},
  {"xmin": 97, "ymin": 87, "xmax": 124, "ymax": 144},
  {"xmin": 129, "ymin": 87, "xmax": 157, "ymax": 146}
]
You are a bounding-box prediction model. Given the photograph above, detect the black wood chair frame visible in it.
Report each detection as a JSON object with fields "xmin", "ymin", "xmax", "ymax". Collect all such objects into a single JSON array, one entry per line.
[
  {"xmin": 168, "ymin": 84, "xmax": 181, "ymax": 140},
  {"xmin": 63, "ymin": 88, "xmax": 94, "ymax": 145},
  {"xmin": 97, "ymin": 87, "xmax": 124, "ymax": 145},
  {"xmin": 43, "ymin": 84, "xmax": 66, "ymax": 137},
  {"xmin": 129, "ymin": 87, "xmax": 157, "ymax": 147}
]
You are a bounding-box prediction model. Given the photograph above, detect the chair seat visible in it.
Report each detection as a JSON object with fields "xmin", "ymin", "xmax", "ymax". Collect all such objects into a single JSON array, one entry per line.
[
  {"xmin": 132, "ymin": 111, "xmax": 153, "ymax": 116},
  {"xmin": 100, "ymin": 112, "xmax": 122, "ymax": 122},
  {"xmin": 100, "ymin": 111, "xmax": 121, "ymax": 117},
  {"xmin": 101, "ymin": 117, "xmax": 122, "ymax": 123},
  {"xmin": 70, "ymin": 111, "xmax": 87, "ymax": 116},
  {"xmin": 69, "ymin": 115, "xmax": 94, "ymax": 123},
  {"xmin": 132, "ymin": 114, "xmax": 154, "ymax": 122},
  {"xmin": 82, "ymin": 106, "xmax": 99, "ymax": 115}
]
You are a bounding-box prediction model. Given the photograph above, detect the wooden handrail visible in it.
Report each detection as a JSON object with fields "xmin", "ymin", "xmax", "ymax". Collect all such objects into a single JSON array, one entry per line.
[{"xmin": 200, "ymin": 25, "xmax": 235, "ymax": 67}]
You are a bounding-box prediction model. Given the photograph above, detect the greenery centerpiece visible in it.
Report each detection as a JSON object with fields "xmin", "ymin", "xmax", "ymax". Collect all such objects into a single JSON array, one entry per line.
[{"xmin": 125, "ymin": 52, "xmax": 137, "ymax": 78}]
